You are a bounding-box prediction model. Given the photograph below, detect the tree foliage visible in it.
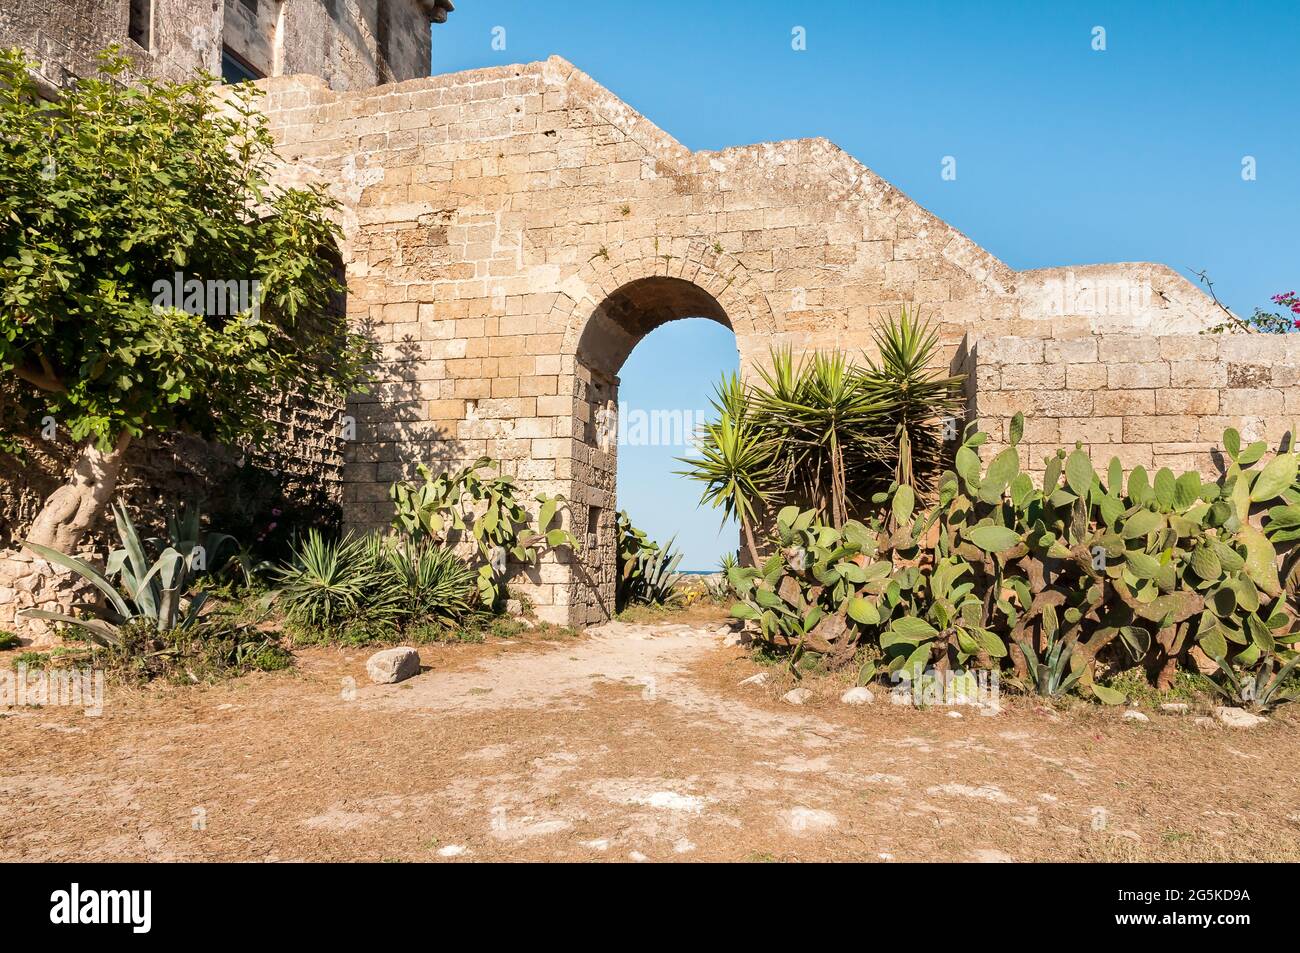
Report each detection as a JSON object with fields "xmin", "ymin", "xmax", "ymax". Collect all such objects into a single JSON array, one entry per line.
[{"xmin": 0, "ymin": 47, "xmax": 373, "ymax": 452}]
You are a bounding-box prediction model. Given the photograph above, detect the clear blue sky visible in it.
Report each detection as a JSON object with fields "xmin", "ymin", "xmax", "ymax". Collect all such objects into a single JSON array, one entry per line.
[{"xmin": 433, "ymin": 1, "xmax": 1299, "ymax": 569}]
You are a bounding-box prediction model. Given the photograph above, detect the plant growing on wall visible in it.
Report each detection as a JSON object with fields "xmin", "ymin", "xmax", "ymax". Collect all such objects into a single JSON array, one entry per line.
[
  {"xmin": 389, "ymin": 456, "xmax": 579, "ymax": 607},
  {"xmin": 0, "ymin": 49, "xmax": 372, "ymax": 583}
]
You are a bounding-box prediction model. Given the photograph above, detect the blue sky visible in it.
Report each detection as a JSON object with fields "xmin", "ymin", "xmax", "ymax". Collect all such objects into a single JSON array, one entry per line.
[{"xmin": 434, "ymin": 1, "xmax": 1300, "ymax": 569}]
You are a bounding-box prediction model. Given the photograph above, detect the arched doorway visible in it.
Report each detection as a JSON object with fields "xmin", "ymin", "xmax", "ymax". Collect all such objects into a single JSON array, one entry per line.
[{"xmin": 567, "ymin": 276, "xmax": 736, "ymax": 624}]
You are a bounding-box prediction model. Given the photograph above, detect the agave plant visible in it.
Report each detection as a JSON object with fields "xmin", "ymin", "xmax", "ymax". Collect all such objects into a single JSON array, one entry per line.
[
  {"xmin": 1010, "ymin": 604, "xmax": 1084, "ymax": 698},
  {"xmin": 1206, "ymin": 651, "xmax": 1300, "ymax": 712},
  {"xmin": 636, "ymin": 536, "xmax": 685, "ymax": 606},
  {"xmin": 22, "ymin": 502, "xmax": 213, "ymax": 645}
]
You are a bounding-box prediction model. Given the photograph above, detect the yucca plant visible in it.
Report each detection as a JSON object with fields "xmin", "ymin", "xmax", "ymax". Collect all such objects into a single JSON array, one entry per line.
[
  {"xmin": 276, "ymin": 531, "xmax": 402, "ymax": 630},
  {"xmin": 21, "ymin": 502, "xmax": 212, "ymax": 645},
  {"xmin": 862, "ymin": 308, "xmax": 966, "ymax": 497},
  {"xmin": 753, "ymin": 349, "xmax": 893, "ymax": 528},
  {"xmin": 383, "ymin": 540, "xmax": 475, "ymax": 623},
  {"xmin": 676, "ymin": 372, "xmax": 773, "ymax": 564}
]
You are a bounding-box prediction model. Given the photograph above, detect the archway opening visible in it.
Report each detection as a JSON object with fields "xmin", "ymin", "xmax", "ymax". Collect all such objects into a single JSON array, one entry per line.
[{"xmin": 573, "ymin": 276, "xmax": 739, "ymax": 620}]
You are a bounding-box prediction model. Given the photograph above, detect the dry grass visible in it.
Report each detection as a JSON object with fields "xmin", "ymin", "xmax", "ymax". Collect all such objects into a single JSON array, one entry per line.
[{"xmin": 2, "ymin": 613, "xmax": 1297, "ymax": 862}]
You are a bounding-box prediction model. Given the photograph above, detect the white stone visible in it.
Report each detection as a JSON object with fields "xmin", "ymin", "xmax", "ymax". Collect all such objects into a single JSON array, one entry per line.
[
  {"xmin": 778, "ymin": 807, "xmax": 837, "ymax": 835},
  {"xmin": 1122, "ymin": 710, "xmax": 1150, "ymax": 723},
  {"xmin": 1159, "ymin": 702, "xmax": 1190, "ymax": 714},
  {"xmin": 782, "ymin": 687, "xmax": 813, "ymax": 705},
  {"xmin": 946, "ymin": 710, "xmax": 964, "ymax": 719},
  {"xmin": 366, "ymin": 647, "xmax": 421, "ymax": 684},
  {"xmin": 739, "ymin": 671, "xmax": 769, "ymax": 686},
  {"xmin": 840, "ymin": 686, "xmax": 875, "ymax": 705},
  {"xmin": 1213, "ymin": 706, "xmax": 1267, "ymax": 729},
  {"xmin": 437, "ymin": 844, "xmax": 467, "ymax": 857}
]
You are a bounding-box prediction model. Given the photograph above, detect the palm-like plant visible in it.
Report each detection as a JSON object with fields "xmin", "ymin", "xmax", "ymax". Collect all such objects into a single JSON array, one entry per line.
[
  {"xmin": 677, "ymin": 372, "xmax": 773, "ymax": 564},
  {"xmin": 863, "ymin": 308, "xmax": 966, "ymax": 495},
  {"xmin": 750, "ymin": 350, "xmax": 894, "ymax": 529}
]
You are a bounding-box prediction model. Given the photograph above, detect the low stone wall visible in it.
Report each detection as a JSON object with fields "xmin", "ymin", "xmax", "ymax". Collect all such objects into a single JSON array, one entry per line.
[{"xmin": 972, "ymin": 332, "xmax": 1300, "ymax": 473}]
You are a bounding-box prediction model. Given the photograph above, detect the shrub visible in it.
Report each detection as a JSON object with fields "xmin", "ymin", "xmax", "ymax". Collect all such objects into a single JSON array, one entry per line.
[
  {"xmin": 680, "ymin": 310, "xmax": 965, "ymax": 552},
  {"xmin": 23, "ymin": 501, "xmax": 218, "ymax": 644},
  {"xmin": 615, "ymin": 511, "xmax": 683, "ymax": 609},
  {"xmin": 389, "ymin": 456, "xmax": 578, "ymax": 607},
  {"xmin": 275, "ymin": 530, "xmax": 476, "ymax": 638},
  {"xmin": 728, "ymin": 415, "xmax": 1300, "ymax": 707}
]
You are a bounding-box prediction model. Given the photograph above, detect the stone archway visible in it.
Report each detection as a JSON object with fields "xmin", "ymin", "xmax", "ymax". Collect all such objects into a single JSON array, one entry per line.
[{"xmin": 549, "ymin": 245, "xmax": 774, "ymax": 626}]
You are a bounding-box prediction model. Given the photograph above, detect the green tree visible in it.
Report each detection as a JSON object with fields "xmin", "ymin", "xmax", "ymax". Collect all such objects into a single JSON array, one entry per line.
[{"xmin": 0, "ymin": 49, "xmax": 372, "ymax": 561}]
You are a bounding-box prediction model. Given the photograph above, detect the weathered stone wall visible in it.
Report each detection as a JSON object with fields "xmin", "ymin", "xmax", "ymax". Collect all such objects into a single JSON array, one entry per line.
[
  {"xmin": 0, "ymin": 0, "xmax": 222, "ymax": 87},
  {"xmin": 252, "ymin": 56, "xmax": 1227, "ymax": 625},
  {"xmin": 972, "ymin": 332, "xmax": 1300, "ymax": 474},
  {"xmin": 1, "ymin": 0, "xmax": 435, "ymax": 91},
  {"xmin": 0, "ymin": 395, "xmax": 347, "ymax": 636}
]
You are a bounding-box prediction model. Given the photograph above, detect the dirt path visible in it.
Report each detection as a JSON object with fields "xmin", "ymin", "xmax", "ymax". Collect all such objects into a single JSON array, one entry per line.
[{"xmin": 2, "ymin": 617, "xmax": 1298, "ymax": 862}]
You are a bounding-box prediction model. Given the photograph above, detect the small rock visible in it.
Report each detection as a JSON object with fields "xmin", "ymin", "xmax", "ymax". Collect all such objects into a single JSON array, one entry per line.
[
  {"xmin": 504, "ymin": 599, "xmax": 523, "ymax": 616},
  {"xmin": 739, "ymin": 671, "xmax": 769, "ymax": 686},
  {"xmin": 782, "ymin": 687, "xmax": 813, "ymax": 705},
  {"xmin": 1193, "ymin": 716, "xmax": 1216, "ymax": 728},
  {"xmin": 628, "ymin": 851, "xmax": 648, "ymax": 863},
  {"xmin": 366, "ymin": 647, "xmax": 421, "ymax": 684},
  {"xmin": 779, "ymin": 807, "xmax": 837, "ymax": 835},
  {"xmin": 1122, "ymin": 710, "xmax": 1150, "ymax": 723},
  {"xmin": 946, "ymin": 710, "xmax": 964, "ymax": 719},
  {"xmin": 437, "ymin": 844, "xmax": 467, "ymax": 857},
  {"xmin": 1160, "ymin": 702, "xmax": 1190, "ymax": 714},
  {"xmin": 840, "ymin": 686, "xmax": 875, "ymax": 705},
  {"xmin": 1213, "ymin": 706, "xmax": 1267, "ymax": 729},
  {"xmin": 580, "ymin": 838, "xmax": 609, "ymax": 851}
]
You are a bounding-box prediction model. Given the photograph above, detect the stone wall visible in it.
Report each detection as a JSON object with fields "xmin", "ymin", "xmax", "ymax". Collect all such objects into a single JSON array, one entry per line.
[
  {"xmin": 252, "ymin": 56, "xmax": 1228, "ymax": 626},
  {"xmin": 0, "ymin": 395, "xmax": 347, "ymax": 636},
  {"xmin": 972, "ymin": 332, "xmax": 1300, "ymax": 473}
]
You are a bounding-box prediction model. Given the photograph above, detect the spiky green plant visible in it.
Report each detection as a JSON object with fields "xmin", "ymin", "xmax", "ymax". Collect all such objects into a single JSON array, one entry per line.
[
  {"xmin": 862, "ymin": 308, "xmax": 966, "ymax": 496},
  {"xmin": 22, "ymin": 502, "xmax": 214, "ymax": 644},
  {"xmin": 383, "ymin": 540, "xmax": 475, "ymax": 623},
  {"xmin": 676, "ymin": 372, "xmax": 773, "ymax": 564},
  {"xmin": 276, "ymin": 531, "xmax": 402, "ymax": 631}
]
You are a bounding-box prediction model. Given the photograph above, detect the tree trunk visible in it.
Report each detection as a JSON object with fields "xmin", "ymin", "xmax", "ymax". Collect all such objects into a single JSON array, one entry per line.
[
  {"xmin": 0, "ymin": 433, "xmax": 130, "ymax": 645},
  {"xmin": 24, "ymin": 432, "xmax": 131, "ymax": 552},
  {"xmin": 740, "ymin": 514, "xmax": 762, "ymax": 567}
]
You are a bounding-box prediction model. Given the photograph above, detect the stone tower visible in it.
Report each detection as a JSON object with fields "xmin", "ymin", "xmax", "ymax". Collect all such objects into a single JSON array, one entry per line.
[{"xmin": 0, "ymin": 0, "xmax": 455, "ymax": 93}]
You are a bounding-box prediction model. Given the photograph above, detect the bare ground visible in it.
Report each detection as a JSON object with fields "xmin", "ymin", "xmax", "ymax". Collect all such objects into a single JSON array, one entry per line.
[{"xmin": 2, "ymin": 613, "xmax": 1298, "ymax": 863}]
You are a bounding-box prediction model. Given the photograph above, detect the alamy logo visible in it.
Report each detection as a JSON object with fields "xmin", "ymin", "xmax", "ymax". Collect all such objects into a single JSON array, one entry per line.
[
  {"xmin": 49, "ymin": 883, "xmax": 151, "ymax": 933},
  {"xmin": 152, "ymin": 271, "xmax": 262, "ymax": 324}
]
